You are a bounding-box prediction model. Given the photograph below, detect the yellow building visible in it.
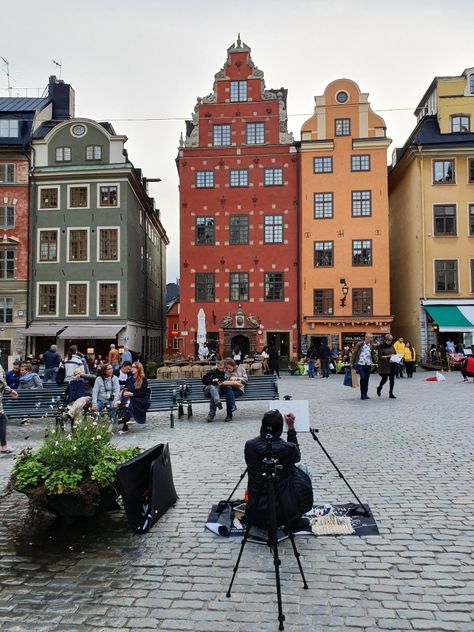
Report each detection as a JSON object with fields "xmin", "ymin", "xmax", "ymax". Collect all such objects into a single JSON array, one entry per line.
[
  {"xmin": 299, "ymin": 79, "xmax": 392, "ymax": 354},
  {"xmin": 389, "ymin": 68, "xmax": 474, "ymax": 357}
]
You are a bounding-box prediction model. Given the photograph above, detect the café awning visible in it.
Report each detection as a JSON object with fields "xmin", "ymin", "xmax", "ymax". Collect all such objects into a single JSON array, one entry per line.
[
  {"xmin": 425, "ymin": 305, "xmax": 474, "ymax": 332},
  {"xmin": 58, "ymin": 325, "xmax": 124, "ymax": 339},
  {"xmin": 16, "ymin": 325, "xmax": 65, "ymax": 336}
]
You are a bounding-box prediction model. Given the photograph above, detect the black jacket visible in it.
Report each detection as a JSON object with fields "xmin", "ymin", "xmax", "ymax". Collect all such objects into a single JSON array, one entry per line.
[
  {"xmin": 245, "ymin": 428, "xmax": 301, "ymax": 529},
  {"xmin": 202, "ymin": 368, "xmax": 225, "ymax": 387}
]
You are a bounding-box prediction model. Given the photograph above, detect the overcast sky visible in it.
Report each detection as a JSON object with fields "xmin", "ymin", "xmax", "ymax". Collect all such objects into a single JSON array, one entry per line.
[{"xmin": 2, "ymin": 0, "xmax": 473, "ymax": 283}]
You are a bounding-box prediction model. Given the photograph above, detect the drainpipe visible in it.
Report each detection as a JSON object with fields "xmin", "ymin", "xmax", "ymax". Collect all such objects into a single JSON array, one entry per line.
[
  {"xmin": 295, "ymin": 146, "xmax": 301, "ymax": 357},
  {"xmin": 26, "ymin": 146, "xmax": 35, "ymax": 357},
  {"xmin": 418, "ymin": 145, "xmax": 427, "ymax": 351}
]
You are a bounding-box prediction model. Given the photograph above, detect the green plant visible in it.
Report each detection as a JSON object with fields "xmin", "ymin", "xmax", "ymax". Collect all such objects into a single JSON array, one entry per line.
[
  {"xmin": 11, "ymin": 416, "xmax": 140, "ymax": 495},
  {"xmin": 145, "ymin": 360, "xmax": 158, "ymax": 378}
]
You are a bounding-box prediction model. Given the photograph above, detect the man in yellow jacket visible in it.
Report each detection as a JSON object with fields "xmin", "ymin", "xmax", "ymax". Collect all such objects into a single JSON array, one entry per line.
[{"xmin": 393, "ymin": 337, "xmax": 406, "ymax": 378}]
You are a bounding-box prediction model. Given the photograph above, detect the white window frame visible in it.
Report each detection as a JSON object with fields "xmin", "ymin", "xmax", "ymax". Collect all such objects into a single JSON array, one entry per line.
[
  {"xmin": 37, "ymin": 227, "xmax": 60, "ymax": 264},
  {"xmin": 38, "ymin": 185, "xmax": 60, "ymax": 210},
  {"xmin": 67, "ymin": 183, "xmax": 90, "ymax": 210},
  {"xmin": 36, "ymin": 281, "xmax": 60, "ymax": 318},
  {"xmin": 66, "ymin": 281, "xmax": 90, "ymax": 317},
  {"xmin": 85, "ymin": 145, "xmax": 102, "ymax": 160},
  {"xmin": 97, "ymin": 226, "xmax": 121, "ymax": 262},
  {"xmin": 55, "ymin": 146, "xmax": 72, "ymax": 162},
  {"xmin": 97, "ymin": 183, "xmax": 120, "ymax": 207},
  {"xmin": 97, "ymin": 281, "xmax": 120, "ymax": 317},
  {"xmin": 0, "ymin": 120, "xmax": 19, "ymax": 138},
  {"xmin": 66, "ymin": 226, "xmax": 90, "ymax": 263}
]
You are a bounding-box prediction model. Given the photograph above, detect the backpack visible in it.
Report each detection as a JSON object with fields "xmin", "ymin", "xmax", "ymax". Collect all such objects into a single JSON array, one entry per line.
[
  {"xmin": 56, "ymin": 363, "xmax": 66, "ymax": 384},
  {"xmin": 65, "ymin": 378, "xmax": 87, "ymax": 404}
]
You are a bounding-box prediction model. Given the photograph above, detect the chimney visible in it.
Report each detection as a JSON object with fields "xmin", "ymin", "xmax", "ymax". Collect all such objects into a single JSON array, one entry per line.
[{"xmin": 48, "ymin": 75, "xmax": 75, "ymax": 120}]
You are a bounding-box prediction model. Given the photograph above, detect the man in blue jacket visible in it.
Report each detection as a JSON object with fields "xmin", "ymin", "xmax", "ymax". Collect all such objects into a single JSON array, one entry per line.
[{"xmin": 42, "ymin": 345, "xmax": 61, "ymax": 383}]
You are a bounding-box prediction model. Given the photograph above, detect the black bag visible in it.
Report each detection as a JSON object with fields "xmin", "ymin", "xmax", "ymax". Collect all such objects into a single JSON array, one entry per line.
[
  {"xmin": 56, "ymin": 364, "xmax": 66, "ymax": 384},
  {"xmin": 116, "ymin": 443, "xmax": 178, "ymax": 534},
  {"xmin": 292, "ymin": 466, "xmax": 313, "ymax": 515}
]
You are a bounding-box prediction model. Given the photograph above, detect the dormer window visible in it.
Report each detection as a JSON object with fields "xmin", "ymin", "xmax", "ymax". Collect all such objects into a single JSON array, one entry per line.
[
  {"xmin": 86, "ymin": 145, "xmax": 102, "ymax": 160},
  {"xmin": 451, "ymin": 115, "xmax": 470, "ymax": 133},
  {"xmin": 56, "ymin": 147, "xmax": 71, "ymax": 162},
  {"xmin": 470, "ymin": 74, "xmax": 474, "ymax": 94},
  {"xmin": 0, "ymin": 120, "xmax": 19, "ymax": 138},
  {"xmin": 230, "ymin": 81, "xmax": 247, "ymax": 102}
]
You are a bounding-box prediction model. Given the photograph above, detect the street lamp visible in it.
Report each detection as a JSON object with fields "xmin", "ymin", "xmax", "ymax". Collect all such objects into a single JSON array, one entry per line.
[{"xmin": 340, "ymin": 278, "xmax": 349, "ymax": 307}]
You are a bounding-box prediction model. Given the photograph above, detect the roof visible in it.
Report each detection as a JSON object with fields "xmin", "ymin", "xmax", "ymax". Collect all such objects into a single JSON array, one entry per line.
[{"xmin": 0, "ymin": 97, "xmax": 50, "ymax": 113}]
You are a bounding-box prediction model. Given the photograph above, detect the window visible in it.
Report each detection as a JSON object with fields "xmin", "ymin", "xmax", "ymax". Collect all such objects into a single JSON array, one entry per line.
[
  {"xmin": 335, "ymin": 119, "xmax": 350, "ymax": 136},
  {"xmin": 195, "ymin": 273, "xmax": 215, "ymax": 302},
  {"xmin": 470, "ymin": 74, "xmax": 474, "ymax": 94},
  {"xmin": 246, "ymin": 123, "xmax": 265, "ymax": 144},
  {"xmin": 451, "ymin": 115, "xmax": 470, "ymax": 133},
  {"xmin": 471, "ymin": 260, "xmax": 474, "ymax": 293},
  {"xmin": 0, "ymin": 250, "xmax": 15, "ymax": 279},
  {"xmin": 98, "ymin": 228, "xmax": 119, "ymax": 261},
  {"xmin": 264, "ymin": 168, "xmax": 283, "ymax": 186},
  {"xmin": 230, "ymin": 81, "xmax": 248, "ymax": 102},
  {"xmin": 352, "ymin": 288, "xmax": 373, "ymax": 315},
  {"xmin": 39, "ymin": 188, "xmax": 59, "ymax": 209},
  {"xmin": 264, "ymin": 272, "xmax": 284, "ymax": 301},
  {"xmin": 470, "ymin": 204, "xmax": 474, "ymax": 236},
  {"xmin": 435, "ymin": 260, "xmax": 458, "ymax": 293},
  {"xmin": 39, "ymin": 230, "xmax": 58, "ymax": 262},
  {"xmin": 313, "ymin": 157, "xmax": 333, "ymax": 173},
  {"xmin": 0, "ymin": 298, "xmax": 13, "ymax": 324},
  {"xmin": 213, "ymin": 125, "xmax": 231, "ymax": 146},
  {"xmin": 196, "ymin": 171, "xmax": 214, "ymax": 188},
  {"xmin": 314, "ymin": 192, "xmax": 333, "ymax": 219},
  {"xmin": 434, "ymin": 204, "xmax": 457, "ymax": 236},
  {"xmin": 352, "ymin": 190, "xmax": 371, "ymax": 217},
  {"xmin": 0, "ymin": 206, "xmax": 14, "ymax": 228},
  {"xmin": 99, "ymin": 185, "xmax": 118, "ymax": 207},
  {"xmin": 0, "ymin": 120, "xmax": 19, "ymax": 138},
  {"xmin": 0, "ymin": 163, "xmax": 14, "ymax": 183},
  {"xmin": 69, "ymin": 186, "xmax": 88, "ymax": 208},
  {"xmin": 264, "ymin": 215, "xmax": 283, "ymax": 243},
  {"xmin": 433, "ymin": 160, "xmax": 455, "ymax": 183},
  {"xmin": 98, "ymin": 283, "xmax": 119, "ymax": 315},
  {"xmin": 351, "ymin": 155, "xmax": 371, "ymax": 171},
  {"xmin": 38, "ymin": 284, "xmax": 57, "ymax": 316},
  {"xmin": 86, "ymin": 145, "xmax": 102, "ymax": 160},
  {"xmin": 229, "ymin": 169, "xmax": 248, "ymax": 187},
  {"xmin": 68, "ymin": 283, "xmax": 88, "ymax": 315},
  {"xmin": 196, "ymin": 217, "xmax": 215, "ymax": 245},
  {"xmin": 352, "ymin": 240, "xmax": 372, "ymax": 266},
  {"xmin": 314, "ymin": 241, "xmax": 334, "ymax": 267},
  {"xmin": 229, "ymin": 215, "xmax": 249, "ymax": 244},
  {"xmin": 313, "ymin": 289, "xmax": 333, "ymax": 315},
  {"xmin": 469, "ymin": 159, "xmax": 474, "ymax": 183},
  {"xmin": 230, "ymin": 272, "xmax": 249, "ymax": 301},
  {"xmin": 55, "ymin": 147, "xmax": 71, "ymax": 162},
  {"xmin": 68, "ymin": 229, "xmax": 88, "ymax": 261}
]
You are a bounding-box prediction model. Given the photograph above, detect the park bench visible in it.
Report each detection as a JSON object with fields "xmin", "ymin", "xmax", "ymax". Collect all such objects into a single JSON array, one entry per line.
[
  {"xmin": 4, "ymin": 379, "xmax": 180, "ymax": 427},
  {"xmin": 174, "ymin": 374, "xmax": 279, "ymax": 419}
]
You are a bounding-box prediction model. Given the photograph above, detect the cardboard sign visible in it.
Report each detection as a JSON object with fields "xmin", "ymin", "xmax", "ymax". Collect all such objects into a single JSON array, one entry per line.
[{"xmin": 267, "ymin": 400, "xmax": 310, "ymax": 432}]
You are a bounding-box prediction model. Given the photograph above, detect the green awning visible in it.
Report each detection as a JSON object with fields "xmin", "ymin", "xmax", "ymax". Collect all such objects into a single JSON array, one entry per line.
[{"xmin": 425, "ymin": 306, "xmax": 474, "ymax": 332}]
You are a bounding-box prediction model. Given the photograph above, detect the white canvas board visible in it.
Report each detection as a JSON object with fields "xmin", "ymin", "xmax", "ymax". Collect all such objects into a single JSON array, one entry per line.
[{"xmin": 267, "ymin": 400, "xmax": 310, "ymax": 432}]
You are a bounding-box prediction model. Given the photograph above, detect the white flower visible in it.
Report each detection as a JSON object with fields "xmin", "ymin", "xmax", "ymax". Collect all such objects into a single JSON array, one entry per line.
[
  {"xmin": 55, "ymin": 441, "xmax": 59, "ymax": 446},
  {"xmin": 96, "ymin": 435, "xmax": 101, "ymax": 440}
]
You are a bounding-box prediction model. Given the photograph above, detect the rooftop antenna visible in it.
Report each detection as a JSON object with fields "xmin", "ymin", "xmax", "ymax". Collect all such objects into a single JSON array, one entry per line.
[
  {"xmin": 51, "ymin": 59, "xmax": 62, "ymax": 79},
  {"xmin": 0, "ymin": 56, "xmax": 15, "ymax": 96}
]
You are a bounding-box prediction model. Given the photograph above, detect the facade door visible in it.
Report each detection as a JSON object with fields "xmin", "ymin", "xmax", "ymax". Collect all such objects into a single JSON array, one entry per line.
[
  {"xmin": 231, "ymin": 334, "xmax": 250, "ymax": 358},
  {"xmin": 267, "ymin": 332, "xmax": 289, "ymax": 369}
]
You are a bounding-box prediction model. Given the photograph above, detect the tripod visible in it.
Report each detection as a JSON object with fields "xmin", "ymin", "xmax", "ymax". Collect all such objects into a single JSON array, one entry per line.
[
  {"xmin": 226, "ymin": 433, "xmax": 308, "ymax": 631},
  {"xmin": 309, "ymin": 427, "xmax": 368, "ymax": 516}
]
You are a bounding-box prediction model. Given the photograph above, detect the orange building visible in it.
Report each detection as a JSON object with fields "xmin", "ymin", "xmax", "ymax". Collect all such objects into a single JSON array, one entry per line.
[{"xmin": 299, "ymin": 79, "xmax": 392, "ymax": 352}]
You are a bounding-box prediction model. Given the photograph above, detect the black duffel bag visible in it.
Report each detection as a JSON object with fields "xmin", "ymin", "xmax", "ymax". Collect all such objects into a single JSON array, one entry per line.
[{"xmin": 292, "ymin": 465, "xmax": 313, "ymax": 515}]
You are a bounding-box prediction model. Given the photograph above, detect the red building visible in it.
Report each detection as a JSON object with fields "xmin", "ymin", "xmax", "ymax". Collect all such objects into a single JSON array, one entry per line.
[{"xmin": 177, "ymin": 37, "xmax": 298, "ymax": 365}]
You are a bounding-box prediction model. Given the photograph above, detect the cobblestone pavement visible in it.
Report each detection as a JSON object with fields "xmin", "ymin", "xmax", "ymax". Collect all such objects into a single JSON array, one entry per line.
[{"xmin": 0, "ymin": 370, "xmax": 473, "ymax": 632}]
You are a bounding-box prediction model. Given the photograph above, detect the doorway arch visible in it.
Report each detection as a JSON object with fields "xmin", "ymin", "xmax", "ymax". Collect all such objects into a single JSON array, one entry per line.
[{"xmin": 230, "ymin": 334, "xmax": 250, "ymax": 359}]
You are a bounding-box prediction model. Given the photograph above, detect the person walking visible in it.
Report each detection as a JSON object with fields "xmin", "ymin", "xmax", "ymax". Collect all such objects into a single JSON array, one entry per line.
[
  {"xmin": 351, "ymin": 333, "xmax": 376, "ymax": 400},
  {"xmin": 121, "ymin": 346, "xmax": 132, "ymax": 364},
  {"xmin": 318, "ymin": 341, "xmax": 331, "ymax": 378},
  {"xmin": 108, "ymin": 344, "xmax": 120, "ymax": 370},
  {"xmin": 0, "ymin": 365, "xmax": 18, "ymax": 454},
  {"xmin": 41, "ymin": 344, "xmax": 61, "ymax": 383},
  {"xmin": 306, "ymin": 344, "xmax": 317, "ymax": 379},
  {"xmin": 268, "ymin": 344, "xmax": 280, "ymax": 378},
  {"xmin": 404, "ymin": 342, "xmax": 416, "ymax": 378},
  {"xmin": 376, "ymin": 334, "xmax": 397, "ymax": 399},
  {"xmin": 119, "ymin": 362, "xmax": 150, "ymax": 433}
]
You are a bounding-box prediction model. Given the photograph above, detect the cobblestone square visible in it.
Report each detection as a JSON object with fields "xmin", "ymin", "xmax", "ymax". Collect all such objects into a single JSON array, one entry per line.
[{"xmin": 0, "ymin": 371, "xmax": 473, "ymax": 631}]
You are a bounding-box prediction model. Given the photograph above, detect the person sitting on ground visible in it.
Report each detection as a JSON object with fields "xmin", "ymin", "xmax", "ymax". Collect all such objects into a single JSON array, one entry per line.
[
  {"xmin": 202, "ymin": 360, "xmax": 226, "ymax": 422},
  {"xmin": 244, "ymin": 409, "xmax": 313, "ymax": 531},
  {"xmin": 0, "ymin": 365, "xmax": 18, "ymax": 454},
  {"xmin": 119, "ymin": 362, "xmax": 150, "ymax": 434},
  {"xmin": 18, "ymin": 362, "xmax": 43, "ymax": 390},
  {"xmin": 65, "ymin": 367, "xmax": 92, "ymax": 429},
  {"xmin": 221, "ymin": 358, "xmax": 248, "ymax": 422},
  {"xmin": 91, "ymin": 364, "xmax": 120, "ymax": 425},
  {"xmin": 5, "ymin": 360, "xmax": 21, "ymax": 389}
]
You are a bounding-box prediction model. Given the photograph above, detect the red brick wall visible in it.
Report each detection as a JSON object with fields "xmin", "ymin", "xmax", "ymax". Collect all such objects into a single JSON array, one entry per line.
[{"xmin": 0, "ymin": 159, "xmax": 29, "ymax": 280}]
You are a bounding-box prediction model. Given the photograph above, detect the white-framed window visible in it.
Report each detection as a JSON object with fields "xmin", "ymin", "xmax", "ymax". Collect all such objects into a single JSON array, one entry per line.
[
  {"xmin": 37, "ymin": 228, "xmax": 59, "ymax": 263},
  {"xmin": 195, "ymin": 171, "xmax": 214, "ymax": 188},
  {"xmin": 433, "ymin": 159, "xmax": 455, "ymax": 184},
  {"xmin": 55, "ymin": 146, "xmax": 72, "ymax": 162},
  {"xmin": 67, "ymin": 184, "xmax": 89, "ymax": 209},
  {"xmin": 229, "ymin": 169, "xmax": 249, "ymax": 187},
  {"xmin": 352, "ymin": 190, "xmax": 372, "ymax": 217},
  {"xmin": 0, "ymin": 163, "xmax": 14, "ymax": 183},
  {"xmin": 36, "ymin": 282, "xmax": 59, "ymax": 317},
  {"xmin": 264, "ymin": 168, "xmax": 283, "ymax": 186},
  {"xmin": 0, "ymin": 205, "xmax": 14, "ymax": 228},
  {"xmin": 97, "ymin": 227, "xmax": 120, "ymax": 262},
  {"xmin": 86, "ymin": 145, "xmax": 102, "ymax": 160},
  {"xmin": 264, "ymin": 215, "xmax": 283, "ymax": 244},
  {"xmin": 66, "ymin": 281, "xmax": 89, "ymax": 317},
  {"xmin": 98, "ymin": 184, "xmax": 119, "ymax": 207},
  {"xmin": 0, "ymin": 120, "xmax": 19, "ymax": 138},
  {"xmin": 66, "ymin": 227, "xmax": 89, "ymax": 262},
  {"xmin": 246, "ymin": 123, "xmax": 265, "ymax": 144},
  {"xmin": 230, "ymin": 81, "xmax": 248, "ymax": 102},
  {"xmin": 451, "ymin": 115, "xmax": 470, "ymax": 133},
  {"xmin": 213, "ymin": 125, "xmax": 231, "ymax": 146},
  {"xmin": 314, "ymin": 192, "xmax": 334, "ymax": 219},
  {"xmin": 38, "ymin": 186, "xmax": 60, "ymax": 210},
  {"xmin": 97, "ymin": 281, "xmax": 120, "ymax": 316}
]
